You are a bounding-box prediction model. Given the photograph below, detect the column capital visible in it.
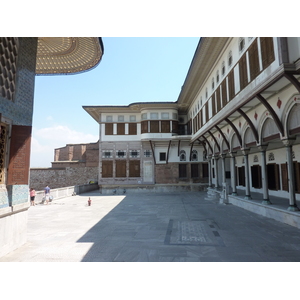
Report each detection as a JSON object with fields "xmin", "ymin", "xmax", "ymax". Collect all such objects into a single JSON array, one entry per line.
[
  {"xmin": 241, "ymin": 148, "xmax": 250, "ymax": 155},
  {"xmin": 213, "ymin": 154, "xmax": 220, "ymax": 160},
  {"xmin": 258, "ymin": 145, "xmax": 268, "ymax": 152},
  {"xmin": 220, "ymin": 153, "xmax": 227, "ymax": 159},
  {"xmin": 229, "ymin": 151, "xmax": 237, "ymax": 157},
  {"xmin": 282, "ymin": 138, "xmax": 296, "ymax": 147}
]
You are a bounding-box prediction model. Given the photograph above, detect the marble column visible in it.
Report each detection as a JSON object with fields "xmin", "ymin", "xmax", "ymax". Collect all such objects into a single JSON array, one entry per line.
[
  {"xmin": 242, "ymin": 149, "xmax": 251, "ymax": 200},
  {"xmin": 208, "ymin": 156, "xmax": 212, "ymax": 188},
  {"xmin": 282, "ymin": 139, "xmax": 299, "ymax": 211},
  {"xmin": 258, "ymin": 146, "xmax": 271, "ymax": 205},
  {"xmin": 213, "ymin": 155, "xmax": 219, "ymax": 188},
  {"xmin": 230, "ymin": 152, "xmax": 237, "ymax": 195},
  {"xmin": 221, "ymin": 153, "xmax": 226, "ymax": 185}
]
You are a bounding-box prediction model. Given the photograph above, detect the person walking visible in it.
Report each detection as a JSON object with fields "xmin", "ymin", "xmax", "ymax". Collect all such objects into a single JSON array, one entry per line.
[
  {"xmin": 30, "ymin": 188, "xmax": 36, "ymax": 206},
  {"xmin": 44, "ymin": 185, "xmax": 51, "ymax": 205}
]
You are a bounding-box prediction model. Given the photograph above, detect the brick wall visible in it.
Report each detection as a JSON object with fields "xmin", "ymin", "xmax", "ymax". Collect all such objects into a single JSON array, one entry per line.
[
  {"xmin": 155, "ymin": 163, "xmax": 179, "ymax": 184},
  {"xmin": 29, "ymin": 167, "xmax": 98, "ymax": 190}
]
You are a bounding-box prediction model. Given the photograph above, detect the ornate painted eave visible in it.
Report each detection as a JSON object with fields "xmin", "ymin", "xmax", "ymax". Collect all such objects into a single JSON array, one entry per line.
[{"xmin": 35, "ymin": 37, "xmax": 103, "ymax": 75}]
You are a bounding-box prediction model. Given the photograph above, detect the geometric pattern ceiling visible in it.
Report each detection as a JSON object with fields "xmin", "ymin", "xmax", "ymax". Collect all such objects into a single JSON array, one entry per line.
[{"xmin": 36, "ymin": 37, "xmax": 103, "ymax": 75}]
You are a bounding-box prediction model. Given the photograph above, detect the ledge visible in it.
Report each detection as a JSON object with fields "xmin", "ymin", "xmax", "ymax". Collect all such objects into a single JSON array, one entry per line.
[{"xmin": 0, "ymin": 202, "xmax": 30, "ymax": 219}]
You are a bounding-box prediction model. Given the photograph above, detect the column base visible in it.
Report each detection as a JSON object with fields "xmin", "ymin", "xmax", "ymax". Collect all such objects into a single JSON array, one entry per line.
[
  {"xmin": 244, "ymin": 195, "xmax": 252, "ymax": 200},
  {"xmin": 287, "ymin": 205, "xmax": 300, "ymax": 212},
  {"xmin": 262, "ymin": 199, "xmax": 272, "ymax": 205}
]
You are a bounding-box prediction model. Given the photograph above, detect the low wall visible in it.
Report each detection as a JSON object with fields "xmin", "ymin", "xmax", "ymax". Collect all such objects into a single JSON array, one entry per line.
[
  {"xmin": 34, "ymin": 183, "xmax": 99, "ymax": 203},
  {"xmin": 99, "ymin": 183, "xmax": 208, "ymax": 195},
  {"xmin": 30, "ymin": 167, "xmax": 98, "ymax": 191}
]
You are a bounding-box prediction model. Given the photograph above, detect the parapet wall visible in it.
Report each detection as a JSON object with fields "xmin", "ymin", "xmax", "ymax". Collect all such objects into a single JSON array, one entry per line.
[
  {"xmin": 34, "ymin": 183, "xmax": 99, "ymax": 203},
  {"xmin": 29, "ymin": 167, "xmax": 98, "ymax": 190}
]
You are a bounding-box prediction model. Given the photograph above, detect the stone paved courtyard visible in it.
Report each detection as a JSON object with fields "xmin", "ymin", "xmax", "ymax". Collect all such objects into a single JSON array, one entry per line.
[{"xmin": 2, "ymin": 190, "xmax": 300, "ymax": 262}]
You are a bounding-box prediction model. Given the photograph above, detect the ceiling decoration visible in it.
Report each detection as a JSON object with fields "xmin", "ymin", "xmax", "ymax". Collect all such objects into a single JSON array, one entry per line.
[{"xmin": 36, "ymin": 37, "xmax": 103, "ymax": 75}]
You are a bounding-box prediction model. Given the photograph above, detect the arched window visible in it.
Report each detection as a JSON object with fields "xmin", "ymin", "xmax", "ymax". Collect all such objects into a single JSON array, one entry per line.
[
  {"xmin": 222, "ymin": 61, "xmax": 225, "ymax": 76},
  {"xmin": 239, "ymin": 38, "xmax": 245, "ymax": 52},
  {"xmin": 212, "ymin": 78, "xmax": 215, "ymax": 90},
  {"xmin": 179, "ymin": 150, "xmax": 186, "ymax": 161},
  {"xmin": 216, "ymin": 70, "xmax": 219, "ymax": 83},
  {"xmin": 205, "ymin": 88, "xmax": 208, "ymax": 99},
  {"xmin": 228, "ymin": 51, "xmax": 233, "ymax": 67},
  {"xmin": 191, "ymin": 150, "xmax": 198, "ymax": 161}
]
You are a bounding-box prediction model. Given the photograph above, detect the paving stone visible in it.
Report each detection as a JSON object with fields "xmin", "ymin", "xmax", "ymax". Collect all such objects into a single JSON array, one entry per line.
[{"xmin": 2, "ymin": 190, "xmax": 300, "ymax": 262}]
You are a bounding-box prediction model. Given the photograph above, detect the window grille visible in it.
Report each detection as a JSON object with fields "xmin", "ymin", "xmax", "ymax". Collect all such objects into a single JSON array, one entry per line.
[
  {"xmin": 144, "ymin": 150, "xmax": 152, "ymax": 157},
  {"xmin": 117, "ymin": 150, "xmax": 126, "ymax": 158},
  {"xmin": 130, "ymin": 150, "xmax": 139, "ymax": 158},
  {"xmin": 191, "ymin": 150, "xmax": 198, "ymax": 161},
  {"xmin": 179, "ymin": 150, "xmax": 186, "ymax": 161}
]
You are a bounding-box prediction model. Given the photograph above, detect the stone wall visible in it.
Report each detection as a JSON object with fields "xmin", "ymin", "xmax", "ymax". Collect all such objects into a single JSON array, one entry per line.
[{"xmin": 29, "ymin": 167, "xmax": 98, "ymax": 190}]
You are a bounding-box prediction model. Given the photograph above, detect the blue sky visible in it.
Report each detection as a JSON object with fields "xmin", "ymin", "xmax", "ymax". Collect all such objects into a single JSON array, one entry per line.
[{"xmin": 30, "ymin": 37, "xmax": 200, "ymax": 167}]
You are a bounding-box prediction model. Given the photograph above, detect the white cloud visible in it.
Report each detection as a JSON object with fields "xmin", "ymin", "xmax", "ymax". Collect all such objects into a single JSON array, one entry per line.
[{"xmin": 30, "ymin": 125, "xmax": 98, "ymax": 168}]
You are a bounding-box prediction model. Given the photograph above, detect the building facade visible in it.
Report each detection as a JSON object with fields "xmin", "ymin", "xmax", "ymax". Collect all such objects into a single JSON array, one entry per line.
[
  {"xmin": 85, "ymin": 37, "xmax": 300, "ymax": 212},
  {"xmin": 176, "ymin": 37, "xmax": 300, "ymax": 210},
  {"xmin": 83, "ymin": 103, "xmax": 209, "ymax": 188},
  {"xmin": 0, "ymin": 37, "xmax": 103, "ymax": 257}
]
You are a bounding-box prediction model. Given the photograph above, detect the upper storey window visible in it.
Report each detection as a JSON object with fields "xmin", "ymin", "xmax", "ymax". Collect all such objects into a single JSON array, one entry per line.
[
  {"xmin": 161, "ymin": 112, "xmax": 169, "ymax": 119},
  {"xmin": 141, "ymin": 113, "xmax": 147, "ymax": 120},
  {"xmin": 212, "ymin": 78, "xmax": 215, "ymax": 90},
  {"xmin": 221, "ymin": 61, "xmax": 225, "ymax": 76},
  {"xmin": 106, "ymin": 115, "xmax": 112, "ymax": 122},
  {"xmin": 118, "ymin": 115, "xmax": 124, "ymax": 122},
  {"xmin": 228, "ymin": 51, "xmax": 233, "ymax": 67},
  {"xmin": 130, "ymin": 115, "xmax": 136, "ymax": 122},
  {"xmin": 150, "ymin": 112, "xmax": 158, "ymax": 119},
  {"xmin": 205, "ymin": 88, "xmax": 208, "ymax": 99},
  {"xmin": 216, "ymin": 70, "xmax": 219, "ymax": 83},
  {"xmin": 239, "ymin": 38, "xmax": 245, "ymax": 52}
]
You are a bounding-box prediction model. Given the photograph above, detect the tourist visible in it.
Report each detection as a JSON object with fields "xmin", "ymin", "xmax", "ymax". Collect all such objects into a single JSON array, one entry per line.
[
  {"xmin": 44, "ymin": 185, "xmax": 51, "ymax": 205},
  {"xmin": 30, "ymin": 188, "xmax": 36, "ymax": 206}
]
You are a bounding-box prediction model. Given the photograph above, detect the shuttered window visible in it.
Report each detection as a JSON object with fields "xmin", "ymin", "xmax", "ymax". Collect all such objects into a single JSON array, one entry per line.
[
  {"xmin": 141, "ymin": 121, "xmax": 148, "ymax": 133},
  {"xmin": 202, "ymin": 163, "xmax": 208, "ymax": 178},
  {"xmin": 129, "ymin": 160, "xmax": 140, "ymax": 177},
  {"xmin": 179, "ymin": 164, "xmax": 187, "ymax": 178},
  {"xmin": 221, "ymin": 80, "xmax": 227, "ymax": 107},
  {"xmin": 172, "ymin": 121, "xmax": 178, "ymax": 134},
  {"xmin": 251, "ymin": 165, "xmax": 262, "ymax": 188},
  {"xmin": 117, "ymin": 123, "xmax": 125, "ymax": 135},
  {"xmin": 205, "ymin": 102, "xmax": 209, "ymax": 123},
  {"xmin": 105, "ymin": 123, "xmax": 113, "ymax": 135},
  {"xmin": 191, "ymin": 164, "xmax": 199, "ymax": 178},
  {"xmin": 128, "ymin": 123, "xmax": 137, "ymax": 135},
  {"xmin": 102, "ymin": 161, "xmax": 113, "ymax": 178},
  {"xmin": 248, "ymin": 39, "xmax": 260, "ymax": 81},
  {"xmin": 150, "ymin": 121, "xmax": 159, "ymax": 133},
  {"xmin": 198, "ymin": 111, "xmax": 202, "ymax": 128},
  {"xmin": 216, "ymin": 86, "xmax": 221, "ymax": 113},
  {"xmin": 116, "ymin": 160, "xmax": 126, "ymax": 177},
  {"xmin": 211, "ymin": 93, "xmax": 216, "ymax": 116},
  {"xmin": 281, "ymin": 163, "xmax": 288, "ymax": 191},
  {"xmin": 228, "ymin": 70, "xmax": 235, "ymax": 101},
  {"xmin": 239, "ymin": 53, "xmax": 248, "ymax": 90},
  {"xmin": 260, "ymin": 37, "xmax": 275, "ymax": 70},
  {"xmin": 161, "ymin": 121, "xmax": 170, "ymax": 133}
]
